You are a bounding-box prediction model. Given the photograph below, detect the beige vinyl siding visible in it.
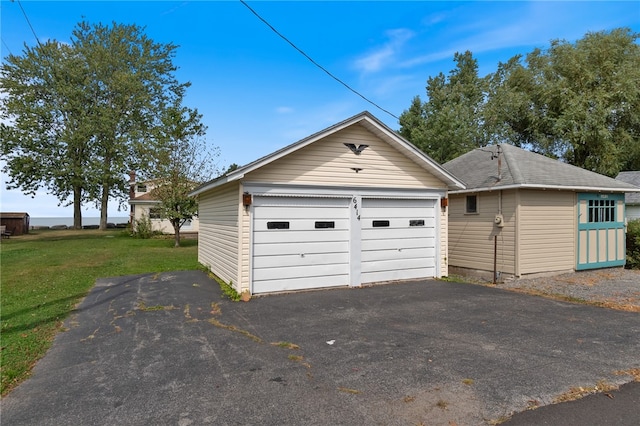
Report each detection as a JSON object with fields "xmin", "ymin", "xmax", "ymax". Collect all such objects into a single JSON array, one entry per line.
[
  {"xmin": 518, "ymin": 190, "xmax": 574, "ymax": 275},
  {"xmin": 244, "ymin": 125, "xmax": 446, "ymax": 189},
  {"xmin": 448, "ymin": 190, "xmax": 516, "ymax": 274},
  {"xmin": 198, "ymin": 182, "xmax": 241, "ymax": 289}
]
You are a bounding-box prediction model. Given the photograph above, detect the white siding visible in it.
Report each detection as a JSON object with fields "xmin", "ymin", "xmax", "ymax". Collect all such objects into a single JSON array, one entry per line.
[
  {"xmin": 518, "ymin": 190, "xmax": 575, "ymax": 275},
  {"xmin": 198, "ymin": 182, "xmax": 241, "ymax": 290},
  {"xmin": 448, "ymin": 190, "xmax": 517, "ymax": 275},
  {"xmin": 244, "ymin": 125, "xmax": 447, "ymax": 190},
  {"xmin": 627, "ymin": 205, "xmax": 640, "ymax": 221},
  {"xmin": 132, "ymin": 204, "xmax": 199, "ymax": 234}
]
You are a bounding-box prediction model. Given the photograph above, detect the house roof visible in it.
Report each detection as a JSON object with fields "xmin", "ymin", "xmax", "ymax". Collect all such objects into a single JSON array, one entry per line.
[
  {"xmin": 443, "ymin": 144, "xmax": 640, "ymax": 194},
  {"xmin": 0, "ymin": 212, "xmax": 30, "ymax": 219},
  {"xmin": 190, "ymin": 111, "xmax": 465, "ymax": 197},
  {"xmin": 616, "ymin": 171, "xmax": 640, "ymax": 204},
  {"xmin": 128, "ymin": 192, "xmax": 160, "ymax": 205}
]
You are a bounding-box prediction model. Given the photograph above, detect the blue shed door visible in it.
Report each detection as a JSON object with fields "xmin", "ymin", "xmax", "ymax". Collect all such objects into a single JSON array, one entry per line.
[{"xmin": 576, "ymin": 193, "xmax": 626, "ymax": 270}]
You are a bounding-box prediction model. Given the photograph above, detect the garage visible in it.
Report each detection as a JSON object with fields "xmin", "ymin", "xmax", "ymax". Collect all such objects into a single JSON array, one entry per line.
[{"xmin": 191, "ymin": 111, "xmax": 465, "ymax": 296}]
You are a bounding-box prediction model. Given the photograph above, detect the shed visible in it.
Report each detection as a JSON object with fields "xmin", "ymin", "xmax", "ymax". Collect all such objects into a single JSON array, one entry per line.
[
  {"xmin": 191, "ymin": 111, "xmax": 465, "ymax": 295},
  {"xmin": 616, "ymin": 171, "xmax": 640, "ymax": 221},
  {"xmin": 442, "ymin": 144, "xmax": 640, "ymax": 280},
  {"xmin": 0, "ymin": 212, "xmax": 30, "ymax": 236}
]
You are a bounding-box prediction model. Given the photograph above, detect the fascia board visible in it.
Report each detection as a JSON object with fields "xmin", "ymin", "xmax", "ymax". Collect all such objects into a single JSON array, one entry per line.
[{"xmin": 448, "ymin": 183, "xmax": 640, "ymax": 195}]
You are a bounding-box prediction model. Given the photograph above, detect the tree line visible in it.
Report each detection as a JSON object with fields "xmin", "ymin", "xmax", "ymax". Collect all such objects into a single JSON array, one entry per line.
[
  {"xmin": 398, "ymin": 28, "xmax": 640, "ymax": 176},
  {"xmin": 1, "ymin": 22, "xmax": 217, "ymax": 243}
]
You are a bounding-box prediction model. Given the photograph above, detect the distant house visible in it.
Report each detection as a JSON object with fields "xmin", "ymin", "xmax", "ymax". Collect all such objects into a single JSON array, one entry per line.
[
  {"xmin": 615, "ymin": 171, "xmax": 640, "ymax": 221},
  {"xmin": 128, "ymin": 173, "xmax": 199, "ymax": 234},
  {"xmin": 190, "ymin": 111, "xmax": 464, "ymax": 295},
  {"xmin": 442, "ymin": 144, "xmax": 640, "ymax": 280},
  {"xmin": 0, "ymin": 212, "xmax": 30, "ymax": 236}
]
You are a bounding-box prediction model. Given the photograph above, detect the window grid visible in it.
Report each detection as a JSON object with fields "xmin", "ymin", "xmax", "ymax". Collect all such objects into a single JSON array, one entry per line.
[{"xmin": 587, "ymin": 199, "xmax": 615, "ymax": 223}]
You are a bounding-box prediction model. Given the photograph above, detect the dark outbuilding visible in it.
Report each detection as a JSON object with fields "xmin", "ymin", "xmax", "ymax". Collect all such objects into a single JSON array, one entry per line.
[{"xmin": 0, "ymin": 212, "xmax": 30, "ymax": 236}]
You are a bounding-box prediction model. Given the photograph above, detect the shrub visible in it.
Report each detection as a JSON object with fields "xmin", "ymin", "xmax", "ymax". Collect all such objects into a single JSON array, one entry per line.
[
  {"xmin": 626, "ymin": 219, "xmax": 640, "ymax": 269},
  {"xmin": 132, "ymin": 215, "xmax": 156, "ymax": 239}
]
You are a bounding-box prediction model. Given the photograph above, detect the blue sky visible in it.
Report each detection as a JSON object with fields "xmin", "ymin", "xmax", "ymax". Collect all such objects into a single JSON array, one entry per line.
[{"xmin": 1, "ymin": 1, "xmax": 639, "ymax": 217}]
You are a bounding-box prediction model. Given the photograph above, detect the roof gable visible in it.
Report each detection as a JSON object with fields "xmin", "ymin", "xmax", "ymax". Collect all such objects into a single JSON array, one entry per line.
[
  {"xmin": 443, "ymin": 144, "xmax": 640, "ymax": 193},
  {"xmin": 191, "ymin": 111, "xmax": 464, "ymax": 196},
  {"xmin": 616, "ymin": 171, "xmax": 640, "ymax": 204}
]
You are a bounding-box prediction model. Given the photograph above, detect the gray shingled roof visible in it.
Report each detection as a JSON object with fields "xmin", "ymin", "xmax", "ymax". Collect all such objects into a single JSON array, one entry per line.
[
  {"xmin": 443, "ymin": 144, "xmax": 640, "ymax": 194},
  {"xmin": 616, "ymin": 171, "xmax": 640, "ymax": 204}
]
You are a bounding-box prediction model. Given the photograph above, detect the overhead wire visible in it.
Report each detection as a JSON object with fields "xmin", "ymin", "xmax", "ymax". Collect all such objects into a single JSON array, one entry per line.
[
  {"xmin": 239, "ymin": 0, "xmax": 399, "ymax": 121},
  {"xmin": 2, "ymin": 38, "xmax": 13, "ymax": 56},
  {"xmin": 16, "ymin": 0, "xmax": 42, "ymax": 47}
]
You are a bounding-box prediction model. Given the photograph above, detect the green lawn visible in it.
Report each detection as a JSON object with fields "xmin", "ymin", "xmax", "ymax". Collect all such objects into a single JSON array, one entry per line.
[{"xmin": 0, "ymin": 229, "xmax": 200, "ymax": 396}]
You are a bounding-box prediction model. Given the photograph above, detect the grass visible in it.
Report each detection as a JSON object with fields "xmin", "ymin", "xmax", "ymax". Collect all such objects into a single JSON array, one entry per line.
[{"xmin": 0, "ymin": 229, "xmax": 199, "ymax": 396}]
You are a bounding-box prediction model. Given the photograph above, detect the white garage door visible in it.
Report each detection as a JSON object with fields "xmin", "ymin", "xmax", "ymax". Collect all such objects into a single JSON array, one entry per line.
[
  {"xmin": 252, "ymin": 197, "xmax": 350, "ymax": 293},
  {"xmin": 360, "ymin": 198, "xmax": 436, "ymax": 284}
]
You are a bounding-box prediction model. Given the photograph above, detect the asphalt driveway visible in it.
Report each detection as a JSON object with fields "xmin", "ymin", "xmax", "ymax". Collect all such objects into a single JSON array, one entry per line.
[{"xmin": 2, "ymin": 271, "xmax": 639, "ymax": 425}]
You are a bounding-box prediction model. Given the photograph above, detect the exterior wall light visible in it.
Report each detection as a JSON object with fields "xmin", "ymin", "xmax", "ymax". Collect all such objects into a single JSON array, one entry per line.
[{"xmin": 243, "ymin": 192, "xmax": 252, "ymax": 207}]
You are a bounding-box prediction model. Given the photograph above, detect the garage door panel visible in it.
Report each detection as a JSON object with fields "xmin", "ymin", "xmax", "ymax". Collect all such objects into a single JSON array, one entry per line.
[
  {"xmin": 253, "ymin": 263, "xmax": 349, "ymax": 281},
  {"xmin": 361, "ymin": 212, "xmax": 436, "ymax": 223},
  {"xmin": 361, "ymin": 247, "xmax": 436, "ymax": 263},
  {"xmin": 361, "ymin": 237, "xmax": 435, "ymax": 251},
  {"xmin": 253, "ymin": 240, "xmax": 350, "ymax": 256},
  {"xmin": 254, "ymin": 218, "xmax": 350, "ymax": 231},
  {"xmin": 253, "ymin": 252, "xmax": 349, "ymax": 269},
  {"xmin": 254, "ymin": 207, "xmax": 349, "ymax": 220},
  {"xmin": 361, "ymin": 267, "xmax": 435, "ymax": 283},
  {"xmin": 362, "ymin": 228, "xmax": 435, "ymax": 240},
  {"xmin": 254, "ymin": 230, "xmax": 348, "ymax": 244},
  {"xmin": 254, "ymin": 274, "xmax": 349, "ymax": 293},
  {"xmin": 362, "ymin": 198, "xmax": 435, "ymax": 209}
]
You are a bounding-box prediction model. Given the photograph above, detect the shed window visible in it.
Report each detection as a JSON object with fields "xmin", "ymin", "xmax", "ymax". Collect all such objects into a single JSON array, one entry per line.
[
  {"xmin": 588, "ymin": 199, "xmax": 615, "ymax": 223},
  {"xmin": 315, "ymin": 221, "xmax": 335, "ymax": 229},
  {"xmin": 372, "ymin": 220, "xmax": 390, "ymax": 227},
  {"xmin": 137, "ymin": 184, "xmax": 147, "ymax": 192},
  {"xmin": 466, "ymin": 195, "xmax": 478, "ymax": 214},
  {"xmin": 149, "ymin": 207, "xmax": 162, "ymax": 219},
  {"xmin": 410, "ymin": 219, "xmax": 425, "ymax": 227},
  {"xmin": 267, "ymin": 221, "xmax": 290, "ymax": 230}
]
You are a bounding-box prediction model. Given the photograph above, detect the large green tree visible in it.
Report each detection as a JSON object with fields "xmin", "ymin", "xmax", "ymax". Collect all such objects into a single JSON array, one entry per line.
[
  {"xmin": 1, "ymin": 21, "xmax": 188, "ymax": 229},
  {"xmin": 1, "ymin": 41, "xmax": 93, "ymax": 229},
  {"xmin": 401, "ymin": 28, "xmax": 640, "ymax": 175},
  {"xmin": 491, "ymin": 28, "xmax": 640, "ymax": 175},
  {"xmin": 399, "ymin": 51, "xmax": 488, "ymax": 163},
  {"xmin": 146, "ymin": 103, "xmax": 218, "ymax": 247}
]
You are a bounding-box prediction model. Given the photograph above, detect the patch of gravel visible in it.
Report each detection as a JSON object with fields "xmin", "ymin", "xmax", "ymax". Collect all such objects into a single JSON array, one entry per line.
[{"xmin": 496, "ymin": 268, "xmax": 640, "ymax": 311}]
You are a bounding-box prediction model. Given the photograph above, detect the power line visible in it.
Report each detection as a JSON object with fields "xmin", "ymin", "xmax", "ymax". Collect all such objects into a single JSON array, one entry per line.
[
  {"xmin": 2, "ymin": 38, "xmax": 13, "ymax": 56},
  {"xmin": 239, "ymin": 0, "xmax": 399, "ymax": 121},
  {"xmin": 16, "ymin": 0, "xmax": 42, "ymax": 47}
]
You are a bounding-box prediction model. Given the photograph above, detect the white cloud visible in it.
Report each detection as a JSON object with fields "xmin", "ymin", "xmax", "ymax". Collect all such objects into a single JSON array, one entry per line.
[
  {"xmin": 275, "ymin": 106, "xmax": 294, "ymax": 114},
  {"xmin": 353, "ymin": 28, "xmax": 415, "ymax": 74}
]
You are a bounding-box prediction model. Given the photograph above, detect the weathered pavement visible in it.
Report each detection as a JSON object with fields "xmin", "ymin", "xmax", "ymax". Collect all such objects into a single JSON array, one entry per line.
[{"xmin": 2, "ymin": 271, "xmax": 639, "ymax": 425}]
